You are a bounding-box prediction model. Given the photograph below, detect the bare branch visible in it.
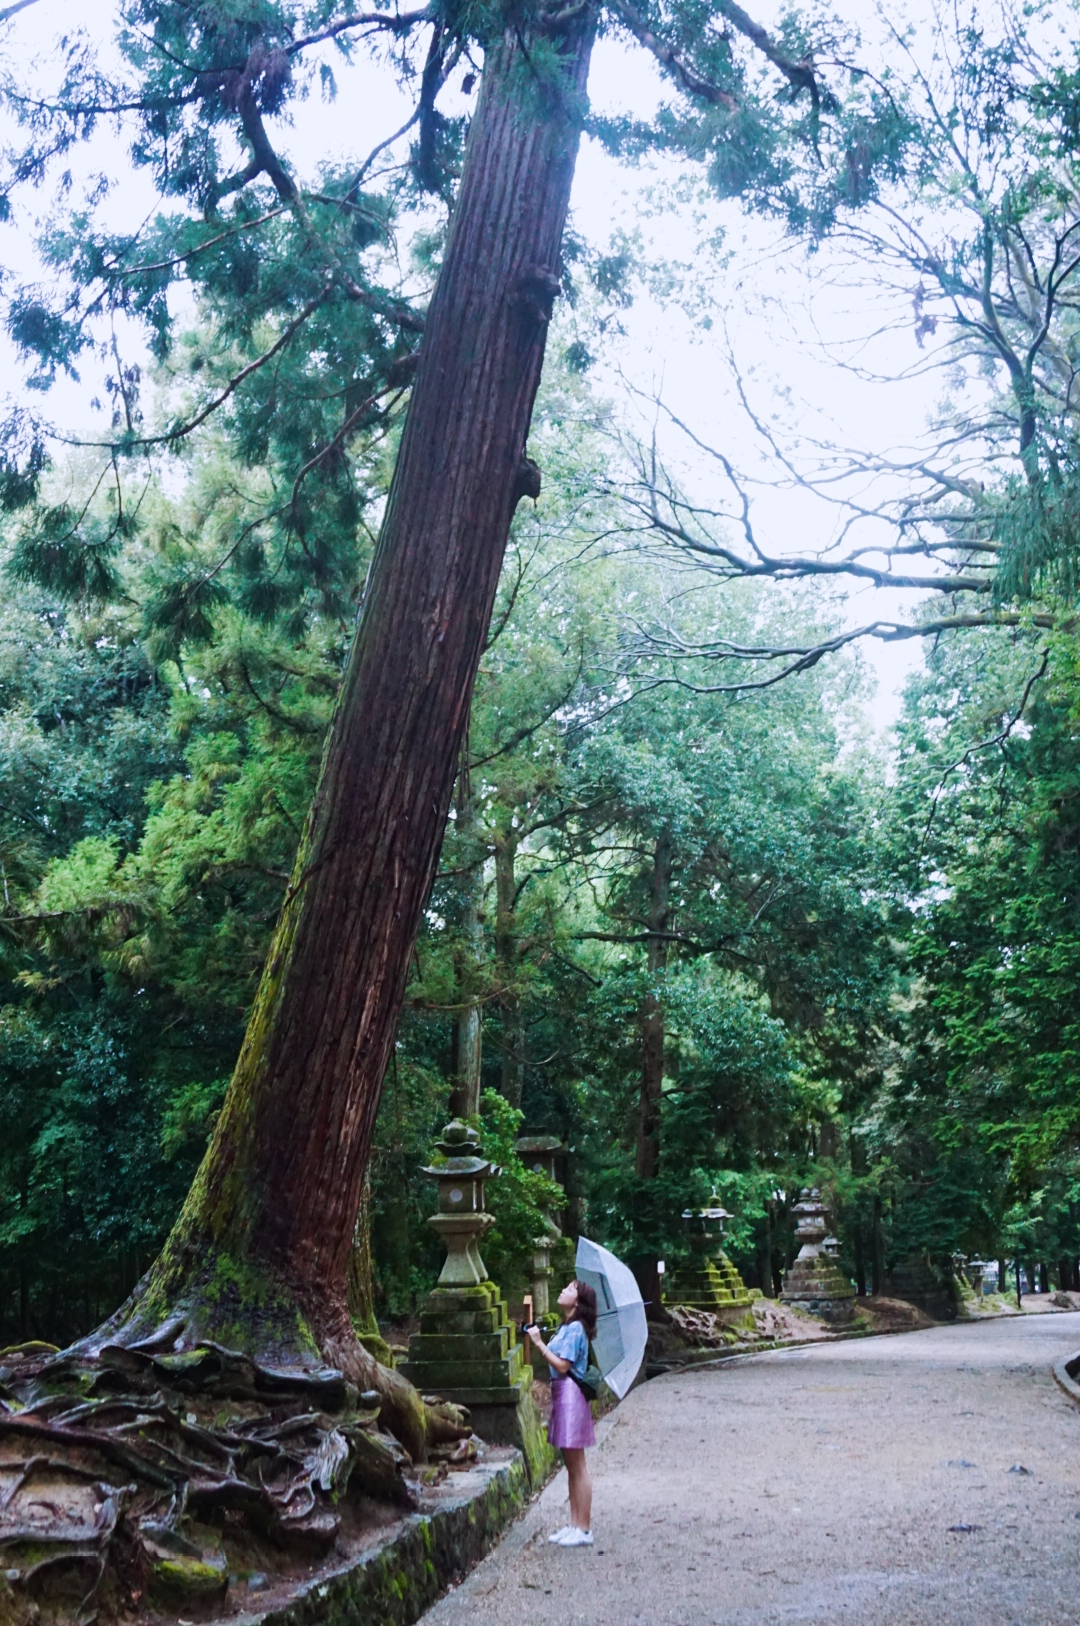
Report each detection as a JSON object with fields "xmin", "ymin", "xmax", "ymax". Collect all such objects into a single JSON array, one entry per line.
[
  {"xmin": 620, "ymin": 614, "xmax": 1056, "ymax": 695},
  {"xmin": 715, "ymin": 0, "xmax": 826, "ymax": 105},
  {"xmin": 611, "ymin": 0, "xmax": 738, "ymax": 108},
  {"xmin": 287, "ymin": 7, "xmax": 432, "ymax": 54}
]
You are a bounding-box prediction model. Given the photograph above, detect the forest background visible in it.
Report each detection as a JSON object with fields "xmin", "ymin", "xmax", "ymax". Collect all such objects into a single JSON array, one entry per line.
[{"xmin": 1, "ymin": 0, "xmax": 1079, "ymax": 1346}]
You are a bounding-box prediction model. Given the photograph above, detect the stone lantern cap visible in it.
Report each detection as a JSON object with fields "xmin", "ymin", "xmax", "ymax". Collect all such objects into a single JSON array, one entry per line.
[
  {"xmin": 425, "ymin": 1118, "xmax": 497, "ymax": 1173},
  {"xmin": 421, "ymin": 1119, "xmax": 500, "ymax": 1216},
  {"xmin": 515, "ymin": 1134, "xmax": 563, "ymax": 1156},
  {"xmin": 680, "ymin": 1191, "xmax": 732, "ymax": 1254},
  {"xmin": 681, "ymin": 1194, "xmax": 732, "ymax": 1224}
]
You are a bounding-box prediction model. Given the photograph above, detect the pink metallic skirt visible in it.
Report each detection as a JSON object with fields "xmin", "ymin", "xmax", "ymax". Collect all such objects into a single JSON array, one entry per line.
[{"xmin": 548, "ymin": 1376, "xmax": 596, "ymax": 1449}]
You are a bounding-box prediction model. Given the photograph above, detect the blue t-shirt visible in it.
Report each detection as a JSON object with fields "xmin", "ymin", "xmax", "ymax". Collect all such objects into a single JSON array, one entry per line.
[{"xmin": 547, "ymin": 1319, "xmax": 588, "ymax": 1380}]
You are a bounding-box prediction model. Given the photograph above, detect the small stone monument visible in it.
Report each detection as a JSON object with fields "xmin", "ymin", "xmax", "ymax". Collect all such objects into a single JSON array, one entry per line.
[
  {"xmin": 780, "ymin": 1189, "xmax": 856, "ymax": 1324},
  {"xmin": 884, "ymin": 1252, "xmax": 954, "ymax": 1320},
  {"xmin": 399, "ymin": 1120, "xmax": 551, "ymax": 1483},
  {"xmin": 664, "ymin": 1192, "xmax": 753, "ymax": 1326}
]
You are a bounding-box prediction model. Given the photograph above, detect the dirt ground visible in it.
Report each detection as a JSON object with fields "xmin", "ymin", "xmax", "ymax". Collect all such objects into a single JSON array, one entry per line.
[{"xmin": 420, "ymin": 1310, "xmax": 1080, "ymax": 1626}]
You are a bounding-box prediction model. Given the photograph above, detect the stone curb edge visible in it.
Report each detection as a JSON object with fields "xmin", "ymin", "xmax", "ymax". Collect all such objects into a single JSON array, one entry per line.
[
  {"xmin": 1052, "ymin": 1349, "xmax": 1080, "ymax": 1407},
  {"xmin": 232, "ymin": 1450, "xmax": 530, "ymax": 1626},
  {"xmin": 648, "ymin": 1317, "xmax": 886, "ymax": 1377},
  {"xmin": 655, "ymin": 1305, "xmax": 1078, "ymax": 1377}
]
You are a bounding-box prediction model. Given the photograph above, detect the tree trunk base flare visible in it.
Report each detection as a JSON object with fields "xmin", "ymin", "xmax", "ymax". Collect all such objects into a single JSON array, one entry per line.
[{"xmin": 0, "ymin": 1257, "xmax": 472, "ymax": 1622}]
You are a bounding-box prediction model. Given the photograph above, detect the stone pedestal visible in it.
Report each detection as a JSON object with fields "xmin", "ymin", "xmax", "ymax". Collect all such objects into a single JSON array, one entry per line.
[
  {"xmin": 781, "ymin": 1188, "xmax": 856, "ymax": 1324},
  {"xmin": 400, "ymin": 1282, "xmax": 550, "ymax": 1483},
  {"xmin": 664, "ymin": 1195, "xmax": 754, "ymax": 1327},
  {"xmin": 400, "ymin": 1121, "xmax": 552, "ymax": 1485}
]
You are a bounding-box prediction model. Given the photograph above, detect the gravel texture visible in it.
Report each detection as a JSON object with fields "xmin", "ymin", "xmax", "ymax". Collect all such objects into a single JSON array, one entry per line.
[{"xmin": 420, "ymin": 1311, "xmax": 1080, "ymax": 1626}]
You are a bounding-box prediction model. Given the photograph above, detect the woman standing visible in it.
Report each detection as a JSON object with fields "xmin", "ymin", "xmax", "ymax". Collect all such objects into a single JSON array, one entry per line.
[{"xmin": 527, "ymin": 1279, "xmax": 598, "ymax": 1548}]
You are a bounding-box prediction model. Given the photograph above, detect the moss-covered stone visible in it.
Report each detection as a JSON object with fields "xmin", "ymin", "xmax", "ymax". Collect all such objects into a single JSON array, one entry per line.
[
  {"xmin": 236, "ymin": 1450, "xmax": 529, "ymax": 1626},
  {"xmin": 781, "ymin": 1255, "xmax": 857, "ymax": 1324},
  {"xmin": 149, "ymin": 1553, "xmax": 229, "ymax": 1611},
  {"xmin": 400, "ymin": 1282, "xmax": 553, "ymax": 1487},
  {"xmin": 664, "ymin": 1250, "xmax": 753, "ymax": 1322}
]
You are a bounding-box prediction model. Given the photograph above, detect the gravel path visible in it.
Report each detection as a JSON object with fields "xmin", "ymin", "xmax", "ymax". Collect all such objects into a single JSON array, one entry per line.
[{"xmin": 421, "ymin": 1312, "xmax": 1080, "ymax": 1626}]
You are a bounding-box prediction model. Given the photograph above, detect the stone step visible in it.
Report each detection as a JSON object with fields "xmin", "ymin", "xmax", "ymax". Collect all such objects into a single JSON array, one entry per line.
[
  {"xmin": 413, "ymin": 1380, "xmax": 534, "ymax": 1408},
  {"xmin": 419, "ymin": 1308, "xmax": 507, "ymax": 1336},
  {"xmin": 407, "ymin": 1332, "xmax": 514, "ymax": 1362},
  {"xmin": 399, "ymin": 1356, "xmax": 526, "ymax": 1390}
]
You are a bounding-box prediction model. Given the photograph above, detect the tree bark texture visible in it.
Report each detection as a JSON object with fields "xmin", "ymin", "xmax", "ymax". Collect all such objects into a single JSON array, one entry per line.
[
  {"xmin": 86, "ymin": 14, "xmax": 596, "ymax": 1447},
  {"xmin": 631, "ymin": 831, "xmax": 672, "ymax": 1312},
  {"xmin": 448, "ymin": 783, "xmax": 485, "ymax": 1120},
  {"xmin": 635, "ymin": 831, "xmax": 673, "ymax": 1182},
  {"xmin": 495, "ymin": 829, "xmax": 524, "ymax": 1108},
  {"xmin": 853, "ymin": 1226, "xmax": 866, "ymax": 1297},
  {"xmin": 759, "ymin": 1205, "xmax": 774, "ymax": 1298},
  {"xmin": 872, "ymin": 1196, "xmax": 885, "ymax": 1296},
  {"xmin": 347, "ymin": 1171, "xmax": 393, "ymax": 1364}
]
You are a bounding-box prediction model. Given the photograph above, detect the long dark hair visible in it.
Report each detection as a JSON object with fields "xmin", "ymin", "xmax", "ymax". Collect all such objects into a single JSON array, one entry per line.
[{"xmin": 570, "ymin": 1280, "xmax": 598, "ymax": 1341}]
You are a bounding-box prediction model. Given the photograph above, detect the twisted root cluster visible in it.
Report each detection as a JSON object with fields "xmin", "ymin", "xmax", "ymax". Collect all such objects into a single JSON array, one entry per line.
[{"xmin": 0, "ymin": 1335, "xmax": 473, "ymax": 1624}]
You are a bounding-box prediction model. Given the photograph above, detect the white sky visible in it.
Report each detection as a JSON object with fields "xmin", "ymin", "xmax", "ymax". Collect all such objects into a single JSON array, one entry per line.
[{"xmin": 0, "ymin": 0, "xmax": 962, "ymax": 736}]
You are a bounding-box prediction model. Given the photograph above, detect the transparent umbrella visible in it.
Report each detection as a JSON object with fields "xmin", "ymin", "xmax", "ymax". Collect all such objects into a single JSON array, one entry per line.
[{"xmin": 574, "ymin": 1236, "xmax": 648, "ymax": 1399}]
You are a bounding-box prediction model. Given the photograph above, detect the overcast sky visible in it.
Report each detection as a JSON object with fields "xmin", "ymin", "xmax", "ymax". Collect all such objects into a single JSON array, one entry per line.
[{"xmin": 0, "ymin": 0, "xmax": 970, "ymax": 734}]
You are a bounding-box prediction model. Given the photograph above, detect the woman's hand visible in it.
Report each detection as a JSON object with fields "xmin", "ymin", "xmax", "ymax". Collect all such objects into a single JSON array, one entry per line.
[{"xmin": 526, "ymin": 1325, "xmax": 572, "ymax": 1375}]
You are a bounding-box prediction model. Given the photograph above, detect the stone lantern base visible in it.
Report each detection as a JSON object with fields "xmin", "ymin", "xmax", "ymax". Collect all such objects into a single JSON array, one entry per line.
[
  {"xmin": 664, "ymin": 1251, "xmax": 754, "ymax": 1326},
  {"xmin": 399, "ymin": 1281, "xmax": 552, "ymax": 1486},
  {"xmin": 780, "ymin": 1256, "xmax": 857, "ymax": 1324}
]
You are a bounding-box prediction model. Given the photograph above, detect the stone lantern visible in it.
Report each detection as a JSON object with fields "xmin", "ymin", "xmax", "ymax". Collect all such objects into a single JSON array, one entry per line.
[
  {"xmin": 780, "ymin": 1188, "xmax": 856, "ymax": 1324},
  {"xmin": 663, "ymin": 1190, "xmax": 752, "ymax": 1326},
  {"xmin": 421, "ymin": 1119, "xmax": 499, "ymax": 1287},
  {"xmin": 399, "ymin": 1119, "xmax": 550, "ymax": 1485}
]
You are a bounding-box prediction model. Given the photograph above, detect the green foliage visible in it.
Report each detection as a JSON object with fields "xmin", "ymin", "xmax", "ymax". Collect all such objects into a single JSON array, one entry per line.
[
  {"xmin": 3, "ymin": 0, "xmax": 1080, "ymax": 1349},
  {"xmin": 874, "ymin": 625, "xmax": 1080, "ymax": 1272},
  {"xmin": 474, "ymin": 1090, "xmax": 567, "ymax": 1295}
]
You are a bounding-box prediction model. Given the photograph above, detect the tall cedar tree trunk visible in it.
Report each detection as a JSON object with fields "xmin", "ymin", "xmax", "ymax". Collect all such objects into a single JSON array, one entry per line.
[
  {"xmin": 872, "ymin": 1195, "xmax": 885, "ymax": 1296},
  {"xmin": 632, "ymin": 830, "xmax": 673, "ymax": 1308},
  {"xmin": 494, "ymin": 829, "xmax": 524, "ymax": 1108},
  {"xmin": 83, "ymin": 15, "xmax": 595, "ymax": 1458},
  {"xmin": 347, "ymin": 1170, "xmax": 393, "ymax": 1364},
  {"xmin": 449, "ymin": 778, "xmax": 485, "ymax": 1119}
]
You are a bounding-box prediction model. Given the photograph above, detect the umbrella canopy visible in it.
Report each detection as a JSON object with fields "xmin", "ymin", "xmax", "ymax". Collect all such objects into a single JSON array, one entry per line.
[{"xmin": 574, "ymin": 1236, "xmax": 648, "ymax": 1400}]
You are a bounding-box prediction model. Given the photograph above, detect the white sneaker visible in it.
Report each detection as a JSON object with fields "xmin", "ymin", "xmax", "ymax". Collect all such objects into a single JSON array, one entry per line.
[
  {"xmin": 547, "ymin": 1527, "xmax": 572, "ymax": 1544},
  {"xmin": 557, "ymin": 1528, "xmax": 594, "ymax": 1547}
]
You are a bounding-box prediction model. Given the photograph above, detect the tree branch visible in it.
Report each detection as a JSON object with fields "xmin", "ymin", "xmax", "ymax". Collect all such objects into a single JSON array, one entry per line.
[
  {"xmin": 287, "ymin": 7, "xmax": 432, "ymax": 54},
  {"xmin": 64, "ymin": 285, "xmax": 333, "ymax": 451},
  {"xmin": 611, "ymin": 0, "xmax": 737, "ymax": 108}
]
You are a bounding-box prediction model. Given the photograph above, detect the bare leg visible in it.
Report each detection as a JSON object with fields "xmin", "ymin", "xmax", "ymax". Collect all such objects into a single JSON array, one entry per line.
[{"xmin": 563, "ymin": 1447, "xmax": 593, "ymax": 1531}]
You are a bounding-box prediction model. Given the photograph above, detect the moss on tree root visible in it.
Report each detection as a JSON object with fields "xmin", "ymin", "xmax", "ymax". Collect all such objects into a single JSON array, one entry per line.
[
  {"xmin": 235, "ymin": 1449, "xmax": 529, "ymax": 1626},
  {"xmin": 75, "ymin": 1235, "xmax": 433, "ymax": 1464}
]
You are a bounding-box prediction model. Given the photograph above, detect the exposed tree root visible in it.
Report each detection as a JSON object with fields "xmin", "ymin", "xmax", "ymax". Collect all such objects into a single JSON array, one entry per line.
[{"xmin": 0, "ymin": 1329, "xmax": 472, "ymax": 1623}]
